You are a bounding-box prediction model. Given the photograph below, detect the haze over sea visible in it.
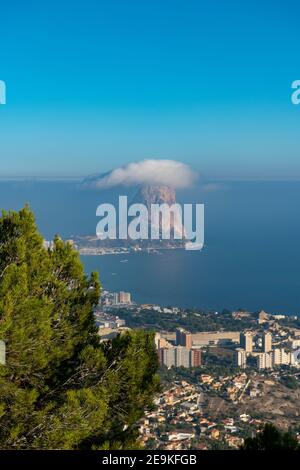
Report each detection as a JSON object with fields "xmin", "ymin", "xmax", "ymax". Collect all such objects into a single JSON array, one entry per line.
[{"xmin": 1, "ymin": 180, "xmax": 299, "ymax": 315}]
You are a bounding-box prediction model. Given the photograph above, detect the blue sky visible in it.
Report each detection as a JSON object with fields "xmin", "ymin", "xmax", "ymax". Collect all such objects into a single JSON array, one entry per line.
[{"xmin": 0, "ymin": 0, "xmax": 299, "ymax": 179}]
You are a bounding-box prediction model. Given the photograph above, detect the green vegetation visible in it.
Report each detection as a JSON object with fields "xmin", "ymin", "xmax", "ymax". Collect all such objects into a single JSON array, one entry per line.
[
  {"xmin": 279, "ymin": 317, "xmax": 300, "ymax": 329},
  {"xmin": 159, "ymin": 364, "xmax": 202, "ymax": 385},
  {"xmin": 281, "ymin": 375, "xmax": 299, "ymax": 390},
  {"xmin": 0, "ymin": 207, "xmax": 159, "ymax": 449},
  {"xmin": 203, "ymin": 347, "xmax": 235, "ymax": 368},
  {"xmin": 117, "ymin": 307, "xmax": 255, "ymax": 332},
  {"xmin": 241, "ymin": 423, "xmax": 299, "ymax": 450},
  {"xmin": 159, "ymin": 360, "xmax": 239, "ymax": 387}
]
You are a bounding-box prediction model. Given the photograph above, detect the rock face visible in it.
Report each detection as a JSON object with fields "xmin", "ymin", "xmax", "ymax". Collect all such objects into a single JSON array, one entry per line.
[
  {"xmin": 135, "ymin": 184, "xmax": 176, "ymax": 208},
  {"xmin": 133, "ymin": 184, "xmax": 185, "ymax": 240}
]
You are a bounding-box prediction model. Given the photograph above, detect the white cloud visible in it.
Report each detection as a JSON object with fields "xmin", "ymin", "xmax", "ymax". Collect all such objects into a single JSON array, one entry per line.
[{"xmin": 86, "ymin": 159, "xmax": 197, "ymax": 189}]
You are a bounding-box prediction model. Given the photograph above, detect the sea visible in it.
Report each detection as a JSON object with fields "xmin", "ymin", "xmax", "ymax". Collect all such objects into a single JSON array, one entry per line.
[{"xmin": 0, "ymin": 179, "xmax": 299, "ymax": 315}]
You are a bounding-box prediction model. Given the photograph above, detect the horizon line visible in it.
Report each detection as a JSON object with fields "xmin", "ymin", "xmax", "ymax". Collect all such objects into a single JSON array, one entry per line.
[{"xmin": 2, "ymin": 176, "xmax": 300, "ymax": 183}]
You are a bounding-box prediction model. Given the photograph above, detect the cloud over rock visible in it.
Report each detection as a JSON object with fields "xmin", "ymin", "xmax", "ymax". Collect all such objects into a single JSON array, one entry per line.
[{"xmin": 85, "ymin": 159, "xmax": 197, "ymax": 189}]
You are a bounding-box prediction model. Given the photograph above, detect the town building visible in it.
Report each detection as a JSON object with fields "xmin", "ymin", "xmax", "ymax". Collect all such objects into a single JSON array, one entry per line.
[
  {"xmin": 175, "ymin": 328, "xmax": 192, "ymax": 349},
  {"xmin": 119, "ymin": 291, "xmax": 131, "ymax": 304},
  {"xmin": 240, "ymin": 332, "xmax": 253, "ymax": 353},
  {"xmin": 235, "ymin": 348, "xmax": 247, "ymax": 368},
  {"xmin": 262, "ymin": 332, "xmax": 272, "ymax": 352},
  {"xmin": 272, "ymin": 348, "xmax": 295, "ymax": 366},
  {"xmin": 161, "ymin": 348, "xmax": 176, "ymax": 368},
  {"xmin": 256, "ymin": 348, "xmax": 295, "ymax": 369},
  {"xmin": 257, "ymin": 352, "xmax": 273, "ymax": 369},
  {"xmin": 192, "ymin": 349, "xmax": 202, "ymax": 367},
  {"xmin": 192, "ymin": 331, "xmax": 240, "ymax": 347},
  {"xmin": 159, "ymin": 346, "xmax": 201, "ymax": 368},
  {"xmin": 288, "ymin": 338, "xmax": 300, "ymax": 349},
  {"xmin": 257, "ymin": 310, "xmax": 270, "ymax": 324}
]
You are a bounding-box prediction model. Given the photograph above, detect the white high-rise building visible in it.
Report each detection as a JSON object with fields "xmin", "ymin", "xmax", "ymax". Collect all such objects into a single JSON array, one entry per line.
[
  {"xmin": 257, "ymin": 348, "xmax": 295, "ymax": 369},
  {"xmin": 240, "ymin": 332, "xmax": 253, "ymax": 353},
  {"xmin": 119, "ymin": 291, "xmax": 131, "ymax": 304},
  {"xmin": 262, "ymin": 332, "xmax": 272, "ymax": 352},
  {"xmin": 162, "ymin": 348, "xmax": 176, "ymax": 368},
  {"xmin": 235, "ymin": 348, "xmax": 247, "ymax": 368},
  {"xmin": 175, "ymin": 347, "xmax": 191, "ymax": 368},
  {"xmin": 257, "ymin": 352, "xmax": 273, "ymax": 370},
  {"xmin": 159, "ymin": 345, "xmax": 201, "ymax": 368},
  {"xmin": 272, "ymin": 348, "xmax": 295, "ymax": 367}
]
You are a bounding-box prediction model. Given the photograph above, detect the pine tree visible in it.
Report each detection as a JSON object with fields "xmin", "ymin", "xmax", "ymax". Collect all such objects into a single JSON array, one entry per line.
[
  {"xmin": 0, "ymin": 207, "xmax": 159, "ymax": 449},
  {"xmin": 241, "ymin": 423, "xmax": 299, "ymax": 450}
]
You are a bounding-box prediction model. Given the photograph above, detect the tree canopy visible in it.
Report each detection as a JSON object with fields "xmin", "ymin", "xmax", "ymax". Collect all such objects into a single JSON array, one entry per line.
[
  {"xmin": 241, "ymin": 423, "xmax": 300, "ymax": 450},
  {"xmin": 0, "ymin": 207, "xmax": 159, "ymax": 449}
]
